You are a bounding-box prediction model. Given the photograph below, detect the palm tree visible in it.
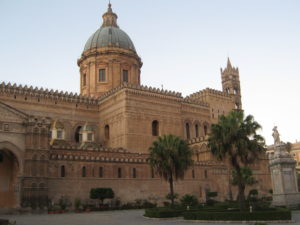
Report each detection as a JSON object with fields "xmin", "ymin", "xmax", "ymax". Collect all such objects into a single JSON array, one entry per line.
[
  {"xmin": 148, "ymin": 134, "xmax": 193, "ymax": 206},
  {"xmin": 208, "ymin": 110, "xmax": 265, "ymax": 211}
]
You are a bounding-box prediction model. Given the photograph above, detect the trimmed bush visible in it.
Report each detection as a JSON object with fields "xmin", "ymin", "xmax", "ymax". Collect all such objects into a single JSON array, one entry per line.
[
  {"xmin": 183, "ymin": 208, "xmax": 291, "ymax": 221},
  {"xmin": 144, "ymin": 207, "xmax": 183, "ymax": 218},
  {"xmin": 180, "ymin": 194, "xmax": 198, "ymax": 208},
  {"xmin": 90, "ymin": 188, "xmax": 114, "ymax": 204}
]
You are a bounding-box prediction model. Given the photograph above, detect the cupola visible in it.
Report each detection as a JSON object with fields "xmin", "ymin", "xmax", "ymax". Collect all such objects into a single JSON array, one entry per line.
[{"xmin": 78, "ymin": 3, "xmax": 142, "ymax": 97}]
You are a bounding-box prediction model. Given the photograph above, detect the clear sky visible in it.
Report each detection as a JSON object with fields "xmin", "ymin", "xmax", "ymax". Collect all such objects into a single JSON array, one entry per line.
[{"xmin": 0, "ymin": 0, "xmax": 299, "ymax": 145}]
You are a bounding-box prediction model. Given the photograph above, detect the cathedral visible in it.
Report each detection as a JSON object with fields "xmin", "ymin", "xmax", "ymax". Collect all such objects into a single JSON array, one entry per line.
[{"xmin": 0, "ymin": 4, "xmax": 271, "ymax": 209}]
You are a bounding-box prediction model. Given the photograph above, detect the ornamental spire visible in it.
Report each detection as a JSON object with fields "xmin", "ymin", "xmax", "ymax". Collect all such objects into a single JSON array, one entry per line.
[
  {"xmin": 101, "ymin": 2, "xmax": 119, "ymax": 28},
  {"xmin": 227, "ymin": 57, "xmax": 232, "ymax": 69}
]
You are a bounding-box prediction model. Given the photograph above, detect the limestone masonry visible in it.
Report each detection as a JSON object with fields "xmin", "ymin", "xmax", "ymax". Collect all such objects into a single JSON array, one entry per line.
[{"xmin": 0, "ymin": 4, "xmax": 271, "ymax": 209}]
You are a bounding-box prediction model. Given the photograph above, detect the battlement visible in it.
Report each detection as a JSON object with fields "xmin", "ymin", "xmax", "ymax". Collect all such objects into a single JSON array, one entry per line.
[
  {"xmin": 187, "ymin": 88, "xmax": 231, "ymax": 100},
  {"xmin": 99, "ymin": 82, "xmax": 210, "ymax": 108},
  {"xmin": 0, "ymin": 81, "xmax": 98, "ymax": 105},
  {"xmin": 99, "ymin": 82, "xmax": 182, "ymax": 101}
]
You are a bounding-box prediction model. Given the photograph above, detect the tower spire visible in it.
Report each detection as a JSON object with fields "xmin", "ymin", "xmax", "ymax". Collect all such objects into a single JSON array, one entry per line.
[
  {"xmin": 227, "ymin": 57, "xmax": 232, "ymax": 69},
  {"xmin": 108, "ymin": 1, "xmax": 112, "ymax": 13}
]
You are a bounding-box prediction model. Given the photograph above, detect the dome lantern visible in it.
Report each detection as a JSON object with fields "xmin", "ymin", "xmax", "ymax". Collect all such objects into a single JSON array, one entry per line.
[{"xmin": 101, "ymin": 3, "xmax": 119, "ymax": 28}]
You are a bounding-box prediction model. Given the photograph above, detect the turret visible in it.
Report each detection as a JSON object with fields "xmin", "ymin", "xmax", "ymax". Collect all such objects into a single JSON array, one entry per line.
[{"xmin": 220, "ymin": 58, "xmax": 242, "ymax": 109}]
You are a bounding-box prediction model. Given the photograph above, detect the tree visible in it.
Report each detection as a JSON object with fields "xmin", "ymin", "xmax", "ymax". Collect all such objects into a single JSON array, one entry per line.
[
  {"xmin": 148, "ymin": 134, "xmax": 193, "ymax": 206},
  {"xmin": 232, "ymin": 167, "xmax": 257, "ymax": 187},
  {"xmin": 231, "ymin": 167, "xmax": 257, "ymax": 200},
  {"xmin": 208, "ymin": 110, "xmax": 265, "ymax": 211},
  {"xmin": 90, "ymin": 188, "xmax": 114, "ymax": 206}
]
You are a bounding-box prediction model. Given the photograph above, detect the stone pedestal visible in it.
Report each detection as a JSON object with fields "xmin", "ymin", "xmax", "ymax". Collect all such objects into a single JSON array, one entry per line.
[{"xmin": 269, "ymin": 143, "xmax": 300, "ymax": 207}]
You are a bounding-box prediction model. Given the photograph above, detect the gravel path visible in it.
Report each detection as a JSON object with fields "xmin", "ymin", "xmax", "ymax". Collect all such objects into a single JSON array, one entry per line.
[{"xmin": 1, "ymin": 209, "xmax": 299, "ymax": 225}]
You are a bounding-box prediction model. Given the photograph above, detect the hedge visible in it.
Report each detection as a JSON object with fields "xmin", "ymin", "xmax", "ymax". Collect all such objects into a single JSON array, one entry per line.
[
  {"xmin": 0, "ymin": 219, "xmax": 9, "ymax": 225},
  {"xmin": 144, "ymin": 207, "xmax": 183, "ymax": 218},
  {"xmin": 183, "ymin": 209, "xmax": 291, "ymax": 221}
]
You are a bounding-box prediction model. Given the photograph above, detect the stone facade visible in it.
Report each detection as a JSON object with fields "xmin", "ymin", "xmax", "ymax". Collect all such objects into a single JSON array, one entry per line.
[{"xmin": 0, "ymin": 4, "xmax": 272, "ymax": 209}]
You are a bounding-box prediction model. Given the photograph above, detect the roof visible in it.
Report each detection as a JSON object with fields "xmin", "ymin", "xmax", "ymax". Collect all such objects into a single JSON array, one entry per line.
[{"xmin": 83, "ymin": 26, "xmax": 136, "ymax": 52}]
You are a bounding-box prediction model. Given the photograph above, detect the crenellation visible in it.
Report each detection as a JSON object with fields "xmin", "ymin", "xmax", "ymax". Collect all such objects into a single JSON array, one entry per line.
[{"xmin": 0, "ymin": 81, "xmax": 99, "ymax": 105}]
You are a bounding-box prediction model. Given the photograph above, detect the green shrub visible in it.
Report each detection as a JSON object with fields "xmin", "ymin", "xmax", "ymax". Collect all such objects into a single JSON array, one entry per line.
[
  {"xmin": 207, "ymin": 191, "xmax": 218, "ymax": 198},
  {"xmin": 90, "ymin": 188, "xmax": 114, "ymax": 204},
  {"xmin": 142, "ymin": 200, "xmax": 156, "ymax": 208},
  {"xmin": 180, "ymin": 194, "xmax": 198, "ymax": 208},
  {"xmin": 249, "ymin": 189, "xmax": 258, "ymax": 196},
  {"xmin": 74, "ymin": 198, "xmax": 81, "ymax": 210},
  {"xmin": 183, "ymin": 208, "xmax": 291, "ymax": 221},
  {"xmin": 212, "ymin": 201, "xmax": 239, "ymax": 210},
  {"xmin": 58, "ymin": 196, "xmax": 71, "ymax": 210},
  {"xmin": 206, "ymin": 199, "xmax": 217, "ymax": 206},
  {"xmin": 144, "ymin": 207, "xmax": 183, "ymax": 218},
  {"xmin": 166, "ymin": 193, "xmax": 178, "ymax": 203}
]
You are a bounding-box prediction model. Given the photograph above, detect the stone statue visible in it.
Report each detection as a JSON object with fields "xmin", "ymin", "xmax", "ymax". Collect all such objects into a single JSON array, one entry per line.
[{"xmin": 272, "ymin": 126, "xmax": 280, "ymax": 145}]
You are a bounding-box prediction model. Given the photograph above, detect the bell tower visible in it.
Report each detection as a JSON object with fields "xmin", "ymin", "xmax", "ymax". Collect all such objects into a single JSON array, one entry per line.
[{"xmin": 221, "ymin": 58, "xmax": 242, "ymax": 109}]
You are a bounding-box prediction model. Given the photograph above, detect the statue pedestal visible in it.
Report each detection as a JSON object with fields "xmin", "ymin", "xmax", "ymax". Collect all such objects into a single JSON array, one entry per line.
[{"xmin": 269, "ymin": 143, "xmax": 300, "ymax": 207}]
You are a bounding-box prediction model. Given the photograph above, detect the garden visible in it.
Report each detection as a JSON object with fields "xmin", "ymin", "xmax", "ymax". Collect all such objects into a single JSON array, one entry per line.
[
  {"xmin": 144, "ymin": 111, "xmax": 293, "ymax": 222},
  {"xmin": 144, "ymin": 192, "xmax": 292, "ymax": 222},
  {"xmin": 46, "ymin": 187, "xmax": 156, "ymax": 214}
]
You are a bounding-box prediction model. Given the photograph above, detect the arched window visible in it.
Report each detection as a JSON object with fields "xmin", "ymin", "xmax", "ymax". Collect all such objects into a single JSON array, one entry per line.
[
  {"xmin": 233, "ymin": 88, "xmax": 238, "ymax": 95},
  {"xmin": 204, "ymin": 170, "xmax": 208, "ymax": 179},
  {"xmin": 82, "ymin": 166, "xmax": 86, "ymax": 177},
  {"xmin": 152, "ymin": 120, "xmax": 159, "ymax": 136},
  {"xmin": 99, "ymin": 69, "xmax": 106, "ymax": 82},
  {"xmin": 195, "ymin": 124, "xmax": 199, "ymax": 138},
  {"xmin": 99, "ymin": 167, "xmax": 103, "ymax": 178},
  {"xmin": 186, "ymin": 123, "xmax": 190, "ymax": 139},
  {"xmin": 235, "ymin": 103, "xmax": 239, "ymax": 109},
  {"xmin": 118, "ymin": 167, "xmax": 122, "ymax": 178},
  {"xmin": 61, "ymin": 165, "xmax": 65, "ymax": 177},
  {"xmin": 75, "ymin": 126, "xmax": 82, "ymax": 143},
  {"xmin": 204, "ymin": 125, "xmax": 208, "ymax": 136},
  {"xmin": 192, "ymin": 169, "xmax": 195, "ymax": 179},
  {"xmin": 132, "ymin": 168, "xmax": 137, "ymax": 178},
  {"xmin": 226, "ymin": 87, "xmax": 230, "ymax": 94},
  {"xmin": 105, "ymin": 125, "xmax": 110, "ymax": 140},
  {"xmin": 122, "ymin": 70, "xmax": 128, "ymax": 82}
]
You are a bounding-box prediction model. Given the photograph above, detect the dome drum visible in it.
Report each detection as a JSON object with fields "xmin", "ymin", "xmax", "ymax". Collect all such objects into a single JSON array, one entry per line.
[{"xmin": 78, "ymin": 3, "xmax": 142, "ymax": 97}]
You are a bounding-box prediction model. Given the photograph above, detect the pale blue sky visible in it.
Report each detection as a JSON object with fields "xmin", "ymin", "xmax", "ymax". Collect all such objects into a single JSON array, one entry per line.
[{"xmin": 0, "ymin": 0, "xmax": 299, "ymax": 144}]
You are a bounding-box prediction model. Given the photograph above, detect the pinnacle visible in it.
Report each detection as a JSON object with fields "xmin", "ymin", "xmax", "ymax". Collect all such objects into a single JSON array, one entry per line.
[{"xmin": 227, "ymin": 57, "xmax": 232, "ymax": 69}]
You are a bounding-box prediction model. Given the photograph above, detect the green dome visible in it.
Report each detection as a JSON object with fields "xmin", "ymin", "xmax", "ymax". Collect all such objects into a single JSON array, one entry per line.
[
  {"xmin": 83, "ymin": 4, "xmax": 136, "ymax": 53},
  {"xmin": 83, "ymin": 26, "xmax": 136, "ymax": 52}
]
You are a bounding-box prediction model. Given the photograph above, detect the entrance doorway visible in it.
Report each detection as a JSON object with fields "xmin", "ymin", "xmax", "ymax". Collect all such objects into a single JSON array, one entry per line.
[{"xmin": 0, "ymin": 149, "xmax": 20, "ymax": 208}]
